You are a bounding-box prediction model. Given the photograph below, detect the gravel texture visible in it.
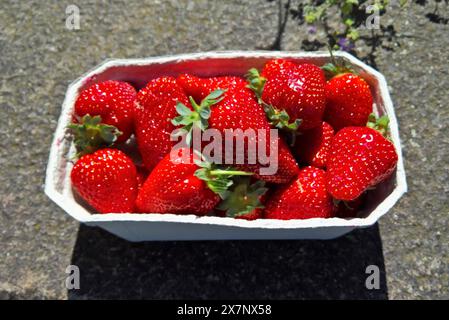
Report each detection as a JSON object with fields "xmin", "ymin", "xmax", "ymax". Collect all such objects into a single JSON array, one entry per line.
[{"xmin": 0, "ymin": 0, "xmax": 447, "ymax": 299}]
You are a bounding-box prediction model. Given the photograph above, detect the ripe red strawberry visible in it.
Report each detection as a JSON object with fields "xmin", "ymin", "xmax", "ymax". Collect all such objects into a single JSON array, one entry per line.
[
  {"xmin": 74, "ymin": 80, "xmax": 136, "ymax": 143},
  {"xmin": 324, "ymin": 73, "xmax": 373, "ymax": 131},
  {"xmin": 172, "ymin": 82, "xmax": 299, "ymax": 183},
  {"xmin": 294, "ymin": 121, "xmax": 334, "ymax": 168},
  {"xmin": 326, "ymin": 118, "xmax": 398, "ymax": 201},
  {"xmin": 136, "ymin": 148, "xmax": 254, "ymax": 215},
  {"xmin": 260, "ymin": 58, "xmax": 294, "ymax": 80},
  {"xmin": 70, "ymin": 148, "xmax": 138, "ymax": 213},
  {"xmin": 136, "ymin": 149, "xmax": 218, "ymax": 215},
  {"xmin": 264, "ymin": 166, "xmax": 334, "ymax": 220},
  {"xmin": 177, "ymin": 74, "xmax": 247, "ymax": 102},
  {"xmin": 248, "ymin": 59, "xmax": 326, "ymax": 131},
  {"xmin": 208, "ymin": 89, "xmax": 299, "ymax": 184},
  {"xmin": 134, "ymin": 77, "xmax": 190, "ymax": 171}
]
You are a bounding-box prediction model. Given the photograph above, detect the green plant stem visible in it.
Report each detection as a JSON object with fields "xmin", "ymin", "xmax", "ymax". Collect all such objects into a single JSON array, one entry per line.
[{"xmin": 210, "ymin": 170, "xmax": 254, "ymax": 176}]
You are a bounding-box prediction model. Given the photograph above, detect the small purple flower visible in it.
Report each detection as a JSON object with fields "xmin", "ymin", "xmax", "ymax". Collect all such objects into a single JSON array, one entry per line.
[
  {"xmin": 337, "ymin": 37, "xmax": 355, "ymax": 51},
  {"xmin": 307, "ymin": 26, "xmax": 317, "ymax": 34}
]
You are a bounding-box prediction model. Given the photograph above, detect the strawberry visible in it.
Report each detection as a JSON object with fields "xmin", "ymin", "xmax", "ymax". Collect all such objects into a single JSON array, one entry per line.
[
  {"xmin": 322, "ymin": 53, "xmax": 373, "ymax": 131},
  {"xmin": 70, "ymin": 148, "xmax": 138, "ymax": 213},
  {"xmin": 177, "ymin": 74, "xmax": 247, "ymax": 102},
  {"xmin": 247, "ymin": 59, "xmax": 326, "ymax": 131},
  {"xmin": 172, "ymin": 82, "xmax": 299, "ymax": 184},
  {"xmin": 178, "ymin": 76, "xmax": 300, "ymax": 183},
  {"xmin": 294, "ymin": 121, "xmax": 334, "ymax": 168},
  {"xmin": 135, "ymin": 77, "xmax": 227, "ymax": 171},
  {"xmin": 74, "ymin": 80, "xmax": 136, "ymax": 144},
  {"xmin": 136, "ymin": 148, "xmax": 254, "ymax": 215},
  {"xmin": 326, "ymin": 115, "xmax": 398, "ymax": 201},
  {"xmin": 264, "ymin": 166, "xmax": 334, "ymax": 220},
  {"xmin": 324, "ymin": 73, "xmax": 373, "ymax": 131},
  {"xmin": 260, "ymin": 58, "xmax": 294, "ymax": 80},
  {"xmin": 134, "ymin": 77, "xmax": 190, "ymax": 171}
]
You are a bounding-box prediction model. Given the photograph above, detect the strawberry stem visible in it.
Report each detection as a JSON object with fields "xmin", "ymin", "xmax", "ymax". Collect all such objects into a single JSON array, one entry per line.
[
  {"xmin": 194, "ymin": 158, "xmax": 254, "ymax": 200},
  {"xmin": 209, "ymin": 169, "xmax": 253, "ymax": 176},
  {"xmin": 171, "ymin": 89, "xmax": 226, "ymax": 145},
  {"xmin": 67, "ymin": 114, "xmax": 122, "ymax": 157},
  {"xmin": 262, "ymin": 102, "xmax": 302, "ymax": 134},
  {"xmin": 246, "ymin": 68, "xmax": 266, "ymax": 102},
  {"xmin": 321, "ymin": 45, "xmax": 355, "ymax": 78}
]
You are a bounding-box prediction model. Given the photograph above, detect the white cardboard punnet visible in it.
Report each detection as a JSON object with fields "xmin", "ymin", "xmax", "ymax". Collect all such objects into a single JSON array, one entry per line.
[{"xmin": 45, "ymin": 51, "xmax": 407, "ymax": 241}]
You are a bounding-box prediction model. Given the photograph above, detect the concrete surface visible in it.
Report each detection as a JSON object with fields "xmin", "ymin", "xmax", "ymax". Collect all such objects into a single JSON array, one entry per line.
[{"xmin": 0, "ymin": 0, "xmax": 447, "ymax": 299}]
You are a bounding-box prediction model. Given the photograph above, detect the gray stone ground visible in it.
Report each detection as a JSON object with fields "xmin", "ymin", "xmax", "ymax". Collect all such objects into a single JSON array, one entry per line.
[{"xmin": 0, "ymin": 0, "xmax": 448, "ymax": 299}]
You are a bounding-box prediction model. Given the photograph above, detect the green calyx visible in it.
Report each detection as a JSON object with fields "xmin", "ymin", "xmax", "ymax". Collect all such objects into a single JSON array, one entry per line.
[
  {"xmin": 171, "ymin": 89, "xmax": 226, "ymax": 145},
  {"xmin": 321, "ymin": 62, "xmax": 353, "ymax": 77},
  {"xmin": 216, "ymin": 177, "xmax": 268, "ymax": 218},
  {"xmin": 246, "ymin": 67, "xmax": 302, "ymax": 137},
  {"xmin": 246, "ymin": 68, "xmax": 266, "ymax": 101},
  {"xmin": 321, "ymin": 46, "xmax": 355, "ymax": 78},
  {"xmin": 367, "ymin": 113, "xmax": 390, "ymax": 138},
  {"xmin": 193, "ymin": 159, "xmax": 254, "ymax": 200},
  {"xmin": 264, "ymin": 103, "xmax": 301, "ymax": 146},
  {"xmin": 67, "ymin": 114, "xmax": 122, "ymax": 157},
  {"xmin": 263, "ymin": 103, "xmax": 302, "ymax": 132}
]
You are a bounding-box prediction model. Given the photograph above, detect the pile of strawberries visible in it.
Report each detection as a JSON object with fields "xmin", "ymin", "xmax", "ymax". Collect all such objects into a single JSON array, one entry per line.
[{"xmin": 68, "ymin": 56, "xmax": 398, "ymax": 220}]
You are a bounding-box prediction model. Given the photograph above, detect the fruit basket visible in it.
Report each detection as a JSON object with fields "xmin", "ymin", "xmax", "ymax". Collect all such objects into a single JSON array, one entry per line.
[{"xmin": 45, "ymin": 51, "xmax": 407, "ymax": 241}]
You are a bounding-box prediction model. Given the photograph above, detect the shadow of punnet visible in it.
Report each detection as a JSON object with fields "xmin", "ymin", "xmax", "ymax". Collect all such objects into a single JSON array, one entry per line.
[{"xmin": 68, "ymin": 224, "xmax": 387, "ymax": 300}]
